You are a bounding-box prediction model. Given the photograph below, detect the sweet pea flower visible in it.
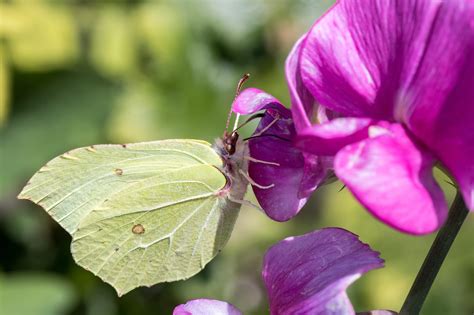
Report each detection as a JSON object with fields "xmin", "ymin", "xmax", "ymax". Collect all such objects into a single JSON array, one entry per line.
[
  {"xmin": 173, "ymin": 228, "xmax": 391, "ymax": 315},
  {"xmin": 232, "ymin": 88, "xmax": 332, "ymax": 221},
  {"xmin": 244, "ymin": 0, "xmax": 474, "ymax": 234}
]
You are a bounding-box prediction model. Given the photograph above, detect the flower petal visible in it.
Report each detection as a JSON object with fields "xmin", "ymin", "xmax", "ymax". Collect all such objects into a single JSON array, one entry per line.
[
  {"xmin": 298, "ymin": 153, "xmax": 334, "ymax": 200},
  {"xmin": 232, "ymin": 88, "xmax": 287, "ymax": 116},
  {"xmin": 173, "ymin": 299, "xmax": 242, "ymax": 315},
  {"xmin": 249, "ymin": 108, "xmax": 309, "ymax": 221},
  {"xmin": 335, "ymin": 123, "xmax": 448, "ymax": 234},
  {"xmin": 296, "ymin": 117, "xmax": 375, "ymax": 156},
  {"xmin": 286, "ymin": 36, "xmax": 316, "ymax": 131},
  {"xmin": 401, "ymin": 1, "xmax": 474, "ymax": 210},
  {"xmin": 262, "ymin": 228, "xmax": 384, "ymax": 315},
  {"xmin": 299, "ymin": 0, "xmax": 446, "ymax": 119}
]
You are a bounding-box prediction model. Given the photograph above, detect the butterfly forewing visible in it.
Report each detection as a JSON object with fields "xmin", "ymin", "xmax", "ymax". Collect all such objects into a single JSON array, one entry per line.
[{"xmin": 18, "ymin": 140, "xmax": 223, "ymax": 234}]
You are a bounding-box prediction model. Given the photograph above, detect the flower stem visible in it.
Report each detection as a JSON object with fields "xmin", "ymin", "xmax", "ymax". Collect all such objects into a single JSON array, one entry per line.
[{"xmin": 400, "ymin": 192, "xmax": 469, "ymax": 315}]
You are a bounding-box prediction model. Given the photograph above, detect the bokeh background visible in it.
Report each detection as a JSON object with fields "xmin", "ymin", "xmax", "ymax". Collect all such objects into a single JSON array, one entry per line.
[{"xmin": 0, "ymin": 1, "xmax": 473, "ymax": 314}]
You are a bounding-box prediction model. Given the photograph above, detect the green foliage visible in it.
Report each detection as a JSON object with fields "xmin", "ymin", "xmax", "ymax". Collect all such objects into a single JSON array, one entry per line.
[
  {"xmin": 1, "ymin": 2, "xmax": 78, "ymax": 71},
  {"xmin": 0, "ymin": 273, "xmax": 76, "ymax": 315}
]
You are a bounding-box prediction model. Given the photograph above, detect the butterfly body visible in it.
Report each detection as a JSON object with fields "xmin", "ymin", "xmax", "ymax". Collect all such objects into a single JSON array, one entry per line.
[
  {"xmin": 214, "ymin": 131, "xmax": 249, "ymax": 199},
  {"xmin": 18, "ymin": 138, "xmax": 249, "ymax": 295}
]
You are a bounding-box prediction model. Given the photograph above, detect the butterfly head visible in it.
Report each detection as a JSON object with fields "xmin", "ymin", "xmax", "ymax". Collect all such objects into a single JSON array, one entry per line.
[{"xmin": 222, "ymin": 130, "xmax": 239, "ymax": 155}]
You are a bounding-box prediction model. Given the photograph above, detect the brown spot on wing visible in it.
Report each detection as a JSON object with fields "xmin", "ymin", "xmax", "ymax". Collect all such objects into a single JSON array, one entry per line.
[
  {"xmin": 115, "ymin": 168, "xmax": 123, "ymax": 175},
  {"xmin": 132, "ymin": 224, "xmax": 145, "ymax": 235}
]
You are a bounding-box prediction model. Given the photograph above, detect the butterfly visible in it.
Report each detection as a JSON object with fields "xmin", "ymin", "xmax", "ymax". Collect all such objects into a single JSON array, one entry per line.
[{"xmin": 18, "ymin": 74, "xmax": 262, "ymax": 296}]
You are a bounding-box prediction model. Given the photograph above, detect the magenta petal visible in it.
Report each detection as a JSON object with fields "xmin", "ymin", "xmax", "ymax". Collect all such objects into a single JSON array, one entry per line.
[
  {"xmin": 335, "ymin": 124, "xmax": 448, "ymax": 234},
  {"xmin": 248, "ymin": 106, "xmax": 309, "ymax": 221},
  {"xmin": 262, "ymin": 228, "xmax": 384, "ymax": 315},
  {"xmin": 232, "ymin": 88, "xmax": 286, "ymax": 116},
  {"xmin": 402, "ymin": 1, "xmax": 474, "ymax": 210},
  {"xmin": 298, "ymin": 153, "xmax": 334, "ymax": 200},
  {"xmin": 296, "ymin": 117, "xmax": 375, "ymax": 156},
  {"xmin": 300, "ymin": 0, "xmax": 455, "ymax": 119},
  {"xmin": 286, "ymin": 36, "xmax": 315, "ymax": 131},
  {"xmin": 299, "ymin": 0, "xmax": 393, "ymax": 118},
  {"xmin": 173, "ymin": 299, "xmax": 242, "ymax": 315}
]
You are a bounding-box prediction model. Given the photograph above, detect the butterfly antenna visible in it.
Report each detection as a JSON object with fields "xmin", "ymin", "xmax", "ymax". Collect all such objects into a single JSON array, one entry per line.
[
  {"xmin": 243, "ymin": 134, "xmax": 291, "ymax": 142},
  {"xmin": 233, "ymin": 113, "xmax": 265, "ymax": 133},
  {"xmin": 225, "ymin": 73, "xmax": 250, "ymax": 132}
]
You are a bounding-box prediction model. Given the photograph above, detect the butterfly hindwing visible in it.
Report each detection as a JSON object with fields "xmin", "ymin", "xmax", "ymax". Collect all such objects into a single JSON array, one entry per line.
[{"xmin": 72, "ymin": 164, "xmax": 236, "ymax": 295}]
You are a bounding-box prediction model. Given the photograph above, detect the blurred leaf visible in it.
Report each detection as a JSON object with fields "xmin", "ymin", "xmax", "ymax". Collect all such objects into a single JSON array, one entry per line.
[
  {"xmin": 4, "ymin": 3, "xmax": 78, "ymax": 71},
  {"xmin": 90, "ymin": 7, "xmax": 137, "ymax": 79},
  {"xmin": 0, "ymin": 273, "xmax": 76, "ymax": 315},
  {"xmin": 193, "ymin": 0, "xmax": 267, "ymax": 46},
  {"xmin": 1, "ymin": 206, "xmax": 49, "ymax": 248},
  {"xmin": 0, "ymin": 4, "xmax": 27, "ymax": 37},
  {"xmin": 135, "ymin": 3, "xmax": 186, "ymax": 70},
  {"xmin": 106, "ymin": 82, "xmax": 160, "ymax": 142},
  {"xmin": 0, "ymin": 46, "xmax": 8, "ymax": 126}
]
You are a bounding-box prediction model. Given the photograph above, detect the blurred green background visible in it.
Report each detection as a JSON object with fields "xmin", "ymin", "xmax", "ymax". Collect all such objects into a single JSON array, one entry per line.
[{"xmin": 0, "ymin": 1, "xmax": 472, "ymax": 314}]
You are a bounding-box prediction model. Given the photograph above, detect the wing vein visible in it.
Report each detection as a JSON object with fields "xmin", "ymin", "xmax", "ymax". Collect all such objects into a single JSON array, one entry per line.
[
  {"xmin": 141, "ymin": 197, "xmax": 212, "ymax": 248},
  {"xmin": 185, "ymin": 199, "xmax": 220, "ymax": 274}
]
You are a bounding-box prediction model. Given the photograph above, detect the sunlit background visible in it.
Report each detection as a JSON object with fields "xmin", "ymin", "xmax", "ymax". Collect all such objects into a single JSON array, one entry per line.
[{"xmin": 0, "ymin": 1, "xmax": 473, "ymax": 315}]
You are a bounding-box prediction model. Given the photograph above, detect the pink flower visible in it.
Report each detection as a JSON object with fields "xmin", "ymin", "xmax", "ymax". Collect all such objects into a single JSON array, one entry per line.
[{"xmin": 243, "ymin": 0, "xmax": 474, "ymax": 234}]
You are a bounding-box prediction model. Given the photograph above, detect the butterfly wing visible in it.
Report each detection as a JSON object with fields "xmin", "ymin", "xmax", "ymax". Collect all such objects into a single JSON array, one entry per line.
[{"xmin": 19, "ymin": 140, "xmax": 240, "ymax": 295}]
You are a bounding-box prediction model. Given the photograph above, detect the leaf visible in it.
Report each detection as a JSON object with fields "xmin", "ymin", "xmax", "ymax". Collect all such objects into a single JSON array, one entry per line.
[
  {"xmin": 106, "ymin": 83, "xmax": 161, "ymax": 143},
  {"xmin": 7, "ymin": 3, "xmax": 78, "ymax": 71},
  {"xmin": 19, "ymin": 139, "xmax": 243, "ymax": 295},
  {"xmin": 89, "ymin": 7, "xmax": 137, "ymax": 78}
]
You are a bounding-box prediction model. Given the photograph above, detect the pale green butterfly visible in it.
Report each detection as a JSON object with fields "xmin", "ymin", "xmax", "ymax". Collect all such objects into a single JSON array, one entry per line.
[{"xmin": 18, "ymin": 74, "xmax": 262, "ymax": 296}]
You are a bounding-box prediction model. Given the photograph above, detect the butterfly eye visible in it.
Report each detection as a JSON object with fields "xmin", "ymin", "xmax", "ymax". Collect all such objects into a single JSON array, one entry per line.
[
  {"xmin": 226, "ymin": 144, "xmax": 234, "ymax": 153},
  {"xmin": 230, "ymin": 132, "xmax": 239, "ymax": 142}
]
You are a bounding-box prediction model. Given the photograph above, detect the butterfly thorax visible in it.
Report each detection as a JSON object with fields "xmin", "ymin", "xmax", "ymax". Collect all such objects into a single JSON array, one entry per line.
[{"xmin": 213, "ymin": 132, "xmax": 249, "ymax": 200}]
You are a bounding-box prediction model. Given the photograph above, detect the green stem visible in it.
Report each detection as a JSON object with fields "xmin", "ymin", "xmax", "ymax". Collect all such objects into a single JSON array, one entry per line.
[{"xmin": 400, "ymin": 192, "xmax": 469, "ymax": 315}]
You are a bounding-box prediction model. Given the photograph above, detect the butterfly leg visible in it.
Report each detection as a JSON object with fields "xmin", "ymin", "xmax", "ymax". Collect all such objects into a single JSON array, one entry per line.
[
  {"xmin": 238, "ymin": 169, "xmax": 274, "ymax": 190},
  {"xmin": 253, "ymin": 112, "xmax": 280, "ymax": 137},
  {"xmin": 244, "ymin": 156, "xmax": 280, "ymax": 166},
  {"xmin": 228, "ymin": 195, "xmax": 264, "ymax": 213}
]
